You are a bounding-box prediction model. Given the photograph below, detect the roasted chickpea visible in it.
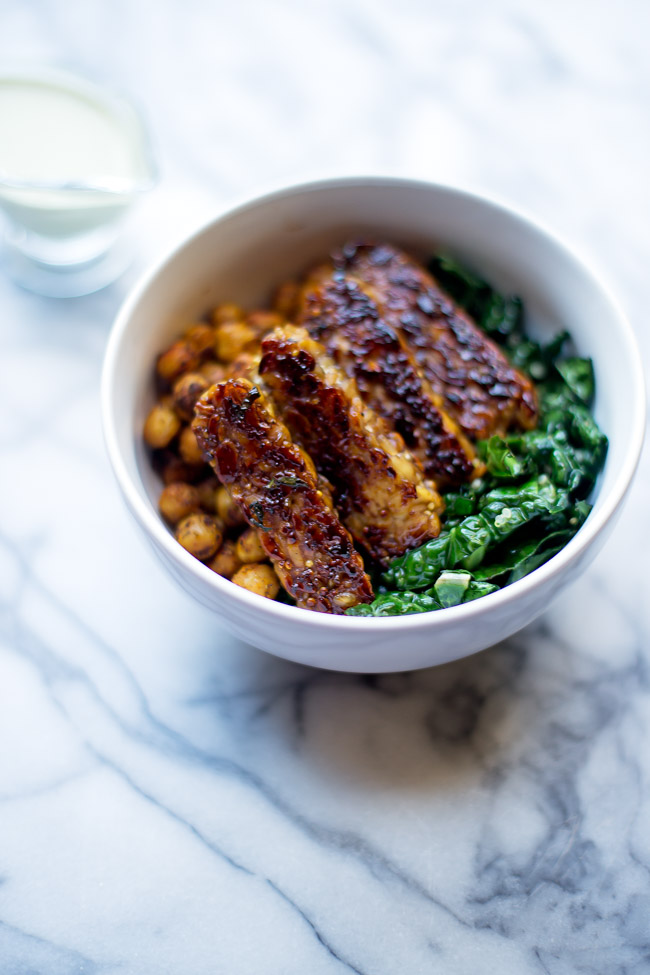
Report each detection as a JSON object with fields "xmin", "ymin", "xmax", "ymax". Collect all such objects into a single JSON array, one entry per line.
[
  {"xmin": 159, "ymin": 454, "xmax": 205, "ymax": 485},
  {"xmin": 214, "ymin": 321, "xmax": 256, "ymax": 362},
  {"xmin": 232, "ymin": 563, "xmax": 280, "ymax": 599},
  {"xmin": 172, "ymin": 372, "xmax": 209, "ymax": 421},
  {"xmin": 156, "ymin": 341, "xmax": 200, "ymax": 383},
  {"xmin": 185, "ymin": 322, "xmax": 215, "ymax": 356},
  {"xmin": 199, "ymin": 360, "xmax": 227, "ymax": 386},
  {"xmin": 212, "ymin": 303, "xmax": 244, "ymax": 325},
  {"xmin": 224, "ymin": 352, "xmax": 256, "ymax": 382},
  {"xmin": 159, "ymin": 482, "xmax": 201, "ymax": 524},
  {"xmin": 143, "ymin": 403, "xmax": 181, "ymax": 448},
  {"xmin": 179, "ymin": 426, "xmax": 205, "ymax": 465},
  {"xmin": 208, "ymin": 539, "xmax": 241, "ymax": 579},
  {"xmin": 216, "ymin": 486, "xmax": 246, "ymax": 528},
  {"xmin": 175, "ymin": 514, "xmax": 222, "ymax": 561},
  {"xmin": 246, "ymin": 310, "xmax": 284, "ymax": 336},
  {"xmin": 273, "ymin": 281, "xmax": 299, "ymax": 318},
  {"xmin": 236, "ymin": 527, "xmax": 267, "ymax": 564},
  {"xmin": 196, "ymin": 477, "xmax": 219, "ymax": 512}
]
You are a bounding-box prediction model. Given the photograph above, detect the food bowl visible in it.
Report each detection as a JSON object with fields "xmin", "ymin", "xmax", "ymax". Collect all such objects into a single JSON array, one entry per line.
[{"xmin": 101, "ymin": 177, "xmax": 645, "ymax": 672}]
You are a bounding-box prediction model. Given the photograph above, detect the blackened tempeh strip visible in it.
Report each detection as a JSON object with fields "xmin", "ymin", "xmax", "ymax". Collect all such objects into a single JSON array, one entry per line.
[
  {"xmin": 296, "ymin": 270, "xmax": 479, "ymax": 486},
  {"xmin": 337, "ymin": 242, "xmax": 538, "ymax": 439},
  {"xmin": 192, "ymin": 379, "xmax": 374, "ymax": 613},
  {"xmin": 259, "ymin": 325, "xmax": 443, "ymax": 566}
]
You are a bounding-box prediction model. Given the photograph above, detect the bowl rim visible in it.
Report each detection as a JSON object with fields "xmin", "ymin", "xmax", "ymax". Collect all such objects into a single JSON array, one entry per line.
[{"xmin": 101, "ymin": 175, "xmax": 646, "ymax": 632}]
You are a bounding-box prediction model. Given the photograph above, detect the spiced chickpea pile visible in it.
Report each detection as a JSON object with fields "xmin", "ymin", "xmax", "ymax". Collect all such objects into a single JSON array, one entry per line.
[{"xmin": 143, "ymin": 294, "xmax": 296, "ymax": 601}]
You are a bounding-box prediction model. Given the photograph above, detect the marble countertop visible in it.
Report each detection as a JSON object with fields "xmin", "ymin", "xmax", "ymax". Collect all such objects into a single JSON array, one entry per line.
[{"xmin": 1, "ymin": 1, "xmax": 649, "ymax": 972}]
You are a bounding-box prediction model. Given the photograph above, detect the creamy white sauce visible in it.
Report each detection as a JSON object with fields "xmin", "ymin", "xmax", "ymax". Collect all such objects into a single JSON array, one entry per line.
[
  {"xmin": 0, "ymin": 78, "xmax": 148, "ymax": 185},
  {"xmin": 0, "ymin": 73, "xmax": 153, "ymax": 238}
]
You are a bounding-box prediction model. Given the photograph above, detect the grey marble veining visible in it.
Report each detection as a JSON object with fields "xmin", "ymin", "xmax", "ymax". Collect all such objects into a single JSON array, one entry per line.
[{"xmin": 1, "ymin": 1, "xmax": 649, "ymax": 973}]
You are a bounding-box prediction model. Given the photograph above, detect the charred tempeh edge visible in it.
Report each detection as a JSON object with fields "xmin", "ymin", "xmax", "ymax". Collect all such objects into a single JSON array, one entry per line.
[
  {"xmin": 296, "ymin": 269, "xmax": 479, "ymax": 486},
  {"xmin": 192, "ymin": 379, "xmax": 374, "ymax": 613},
  {"xmin": 337, "ymin": 242, "xmax": 538, "ymax": 439},
  {"xmin": 259, "ymin": 325, "xmax": 444, "ymax": 566}
]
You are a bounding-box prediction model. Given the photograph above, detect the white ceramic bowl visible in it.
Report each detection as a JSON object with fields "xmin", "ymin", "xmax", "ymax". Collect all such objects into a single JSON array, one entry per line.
[{"xmin": 102, "ymin": 177, "xmax": 645, "ymax": 673}]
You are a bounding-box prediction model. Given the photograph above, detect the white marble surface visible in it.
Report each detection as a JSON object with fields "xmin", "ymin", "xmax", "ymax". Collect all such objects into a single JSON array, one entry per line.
[{"xmin": 1, "ymin": 1, "xmax": 650, "ymax": 972}]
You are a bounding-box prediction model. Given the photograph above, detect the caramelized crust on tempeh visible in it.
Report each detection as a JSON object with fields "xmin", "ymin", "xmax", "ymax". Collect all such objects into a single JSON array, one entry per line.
[
  {"xmin": 336, "ymin": 242, "xmax": 538, "ymax": 438},
  {"xmin": 259, "ymin": 325, "xmax": 443, "ymax": 566},
  {"xmin": 192, "ymin": 379, "xmax": 374, "ymax": 613},
  {"xmin": 296, "ymin": 270, "xmax": 479, "ymax": 486}
]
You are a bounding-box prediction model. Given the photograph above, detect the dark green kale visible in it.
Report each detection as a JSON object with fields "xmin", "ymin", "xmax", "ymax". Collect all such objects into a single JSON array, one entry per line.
[
  {"xmin": 434, "ymin": 569, "xmax": 472, "ymax": 607},
  {"xmin": 347, "ymin": 572, "xmax": 498, "ymax": 617},
  {"xmin": 477, "ymin": 436, "xmax": 527, "ymax": 480},
  {"xmin": 471, "ymin": 512, "xmax": 589, "ymax": 585},
  {"xmin": 486, "ymin": 369, "xmax": 608, "ymax": 498},
  {"xmin": 383, "ymin": 476, "xmax": 569, "ymax": 591},
  {"xmin": 346, "ymin": 589, "xmax": 443, "ymax": 617},
  {"xmin": 555, "ymin": 357, "xmax": 595, "ymax": 406},
  {"xmin": 346, "ymin": 253, "xmax": 607, "ymax": 618}
]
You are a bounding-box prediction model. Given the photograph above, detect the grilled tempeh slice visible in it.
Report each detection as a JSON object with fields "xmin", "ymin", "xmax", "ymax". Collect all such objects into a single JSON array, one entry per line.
[
  {"xmin": 296, "ymin": 269, "xmax": 479, "ymax": 486},
  {"xmin": 192, "ymin": 379, "xmax": 374, "ymax": 613},
  {"xmin": 336, "ymin": 242, "xmax": 538, "ymax": 439},
  {"xmin": 259, "ymin": 325, "xmax": 443, "ymax": 566}
]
